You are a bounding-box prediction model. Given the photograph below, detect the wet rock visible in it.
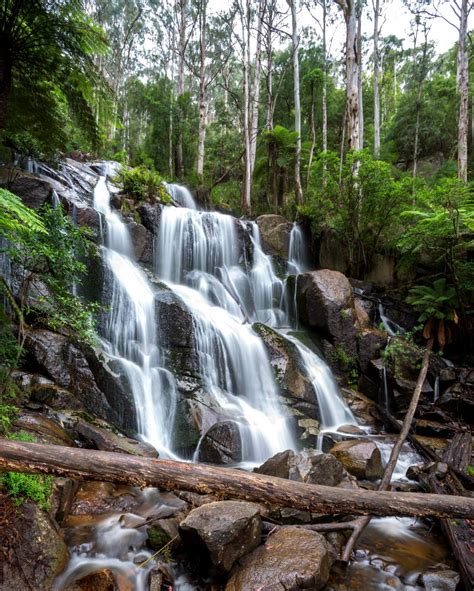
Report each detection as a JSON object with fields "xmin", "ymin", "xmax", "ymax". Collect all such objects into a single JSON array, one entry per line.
[
  {"xmin": 357, "ymin": 329, "xmax": 387, "ymax": 375},
  {"xmin": 24, "ymin": 329, "xmax": 119, "ymax": 426},
  {"xmin": 422, "ymin": 569, "xmax": 460, "ymax": 591},
  {"xmin": 0, "ymin": 499, "xmax": 69, "ymax": 591},
  {"xmin": 69, "ymin": 481, "xmax": 139, "ymax": 516},
  {"xmin": 14, "ymin": 411, "xmax": 74, "ymax": 446},
  {"xmin": 255, "ymin": 449, "xmax": 344, "ymax": 487},
  {"xmin": 137, "ymin": 203, "xmax": 162, "ymax": 233},
  {"xmin": 68, "ymin": 569, "xmax": 116, "ymax": 590},
  {"xmin": 414, "ymin": 419, "xmax": 454, "ymax": 438},
  {"xmin": 225, "ymin": 526, "xmax": 332, "ymax": 591},
  {"xmin": 179, "ymin": 500, "xmax": 262, "ymax": 573},
  {"xmin": 256, "ymin": 214, "xmax": 293, "ymax": 258},
  {"xmin": 0, "ymin": 171, "xmax": 53, "ymax": 209},
  {"xmin": 296, "ymin": 270, "xmax": 357, "ymax": 358},
  {"xmin": 253, "ymin": 323, "xmax": 320, "ymax": 419},
  {"xmin": 354, "ymin": 298, "xmax": 371, "ymax": 329},
  {"xmin": 127, "ymin": 221, "xmax": 153, "ymax": 264},
  {"xmin": 51, "ymin": 477, "xmax": 78, "ymax": 524},
  {"xmin": 437, "ymin": 382, "xmax": 474, "ymax": 425},
  {"xmin": 198, "ymin": 420, "xmax": 242, "ymax": 464},
  {"xmin": 330, "ymin": 440, "xmax": 383, "ymax": 480},
  {"xmin": 74, "ymin": 420, "xmax": 158, "ymax": 457},
  {"xmin": 29, "ymin": 382, "xmax": 84, "ymax": 411}
]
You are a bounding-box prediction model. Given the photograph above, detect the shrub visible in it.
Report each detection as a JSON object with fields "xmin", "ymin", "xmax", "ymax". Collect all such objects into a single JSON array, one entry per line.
[{"xmin": 115, "ymin": 165, "xmax": 170, "ymax": 202}]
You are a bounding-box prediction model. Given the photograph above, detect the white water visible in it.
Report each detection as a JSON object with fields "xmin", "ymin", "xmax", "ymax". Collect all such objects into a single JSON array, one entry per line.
[
  {"xmin": 93, "ymin": 177, "xmax": 178, "ymax": 456},
  {"xmin": 166, "ymin": 182, "xmax": 197, "ymax": 209},
  {"xmin": 288, "ymin": 222, "xmax": 309, "ymax": 275}
]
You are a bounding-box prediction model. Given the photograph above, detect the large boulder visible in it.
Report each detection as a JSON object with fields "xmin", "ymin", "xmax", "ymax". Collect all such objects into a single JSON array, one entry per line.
[
  {"xmin": 0, "ymin": 499, "xmax": 69, "ymax": 591},
  {"xmin": 256, "ymin": 215, "xmax": 293, "ymax": 258},
  {"xmin": 197, "ymin": 420, "xmax": 242, "ymax": 464},
  {"xmin": 329, "ymin": 439, "xmax": 383, "ymax": 481},
  {"xmin": 179, "ymin": 501, "xmax": 262, "ymax": 573},
  {"xmin": 225, "ymin": 526, "xmax": 332, "ymax": 591},
  {"xmin": 127, "ymin": 221, "xmax": 153, "ymax": 265},
  {"xmin": 74, "ymin": 420, "xmax": 158, "ymax": 457},
  {"xmin": 296, "ymin": 270, "xmax": 357, "ymax": 358},
  {"xmin": 253, "ymin": 323, "xmax": 320, "ymax": 421},
  {"xmin": 255, "ymin": 449, "xmax": 344, "ymax": 487}
]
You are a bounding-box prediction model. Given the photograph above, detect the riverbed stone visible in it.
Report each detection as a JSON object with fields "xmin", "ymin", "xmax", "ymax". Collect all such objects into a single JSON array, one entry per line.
[
  {"xmin": 422, "ymin": 569, "xmax": 460, "ymax": 591},
  {"xmin": 179, "ymin": 500, "xmax": 262, "ymax": 573},
  {"xmin": 329, "ymin": 439, "xmax": 383, "ymax": 480},
  {"xmin": 225, "ymin": 526, "xmax": 332, "ymax": 591},
  {"xmin": 256, "ymin": 214, "xmax": 293, "ymax": 258},
  {"xmin": 74, "ymin": 420, "xmax": 158, "ymax": 457}
]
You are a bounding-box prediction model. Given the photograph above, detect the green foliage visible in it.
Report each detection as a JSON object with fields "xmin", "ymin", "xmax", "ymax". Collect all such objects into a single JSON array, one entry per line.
[
  {"xmin": 302, "ymin": 150, "xmax": 410, "ymax": 276},
  {"xmin": 1, "ymin": 201, "xmax": 99, "ymax": 345},
  {"xmin": 381, "ymin": 336, "xmax": 422, "ymax": 376},
  {"xmin": 467, "ymin": 465, "xmax": 474, "ymax": 477},
  {"xmin": 407, "ymin": 279, "xmax": 458, "ymax": 323},
  {"xmin": 0, "ymin": 189, "xmax": 46, "ymax": 238},
  {"xmin": 115, "ymin": 166, "xmax": 170, "ymax": 202},
  {"xmin": 0, "ymin": 433, "xmax": 53, "ymax": 510}
]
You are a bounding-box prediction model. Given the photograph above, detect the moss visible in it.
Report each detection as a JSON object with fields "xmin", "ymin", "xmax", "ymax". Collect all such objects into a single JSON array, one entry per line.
[{"xmin": 147, "ymin": 525, "xmax": 172, "ymax": 551}]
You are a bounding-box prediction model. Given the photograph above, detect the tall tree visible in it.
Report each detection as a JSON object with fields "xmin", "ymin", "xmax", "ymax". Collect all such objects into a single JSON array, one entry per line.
[
  {"xmin": 288, "ymin": 0, "xmax": 304, "ymax": 204},
  {"xmin": 196, "ymin": 0, "xmax": 208, "ymax": 180},
  {"xmin": 372, "ymin": 0, "xmax": 381, "ymax": 157},
  {"xmin": 335, "ymin": 0, "xmax": 362, "ymax": 152}
]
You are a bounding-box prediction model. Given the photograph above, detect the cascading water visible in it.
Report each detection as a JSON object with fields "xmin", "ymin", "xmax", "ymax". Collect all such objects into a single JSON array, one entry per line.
[
  {"xmin": 156, "ymin": 205, "xmax": 296, "ymax": 464},
  {"xmin": 93, "ymin": 176, "xmax": 178, "ymax": 456},
  {"xmin": 288, "ymin": 222, "xmax": 309, "ymax": 275},
  {"xmin": 165, "ymin": 182, "xmax": 197, "ymax": 209},
  {"xmin": 155, "ymin": 200, "xmax": 355, "ymax": 460}
]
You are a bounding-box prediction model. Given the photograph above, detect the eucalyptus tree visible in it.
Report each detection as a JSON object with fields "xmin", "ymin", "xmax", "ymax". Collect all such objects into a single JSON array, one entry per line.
[{"xmin": 372, "ymin": 0, "xmax": 382, "ymax": 156}]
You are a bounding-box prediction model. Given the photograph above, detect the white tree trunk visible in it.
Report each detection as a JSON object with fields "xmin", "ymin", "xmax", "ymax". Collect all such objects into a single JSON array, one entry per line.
[
  {"xmin": 357, "ymin": 7, "xmax": 364, "ymax": 149},
  {"xmin": 322, "ymin": 0, "xmax": 328, "ymax": 152},
  {"xmin": 457, "ymin": 0, "xmax": 469, "ymax": 182},
  {"xmin": 288, "ymin": 0, "xmax": 303, "ymax": 204},
  {"xmin": 249, "ymin": 0, "xmax": 265, "ymax": 180},
  {"xmin": 197, "ymin": 0, "xmax": 208, "ymax": 181},
  {"xmin": 241, "ymin": 0, "xmax": 252, "ymax": 212},
  {"xmin": 176, "ymin": 0, "xmax": 187, "ymax": 178},
  {"xmin": 373, "ymin": 0, "xmax": 381, "ymax": 157}
]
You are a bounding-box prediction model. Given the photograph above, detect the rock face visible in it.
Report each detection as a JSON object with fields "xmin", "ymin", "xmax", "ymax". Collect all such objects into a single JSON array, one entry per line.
[
  {"xmin": 296, "ymin": 270, "xmax": 357, "ymax": 358},
  {"xmin": 127, "ymin": 221, "xmax": 153, "ymax": 265},
  {"xmin": 253, "ymin": 323, "xmax": 320, "ymax": 422},
  {"xmin": 256, "ymin": 214, "xmax": 293, "ymax": 258},
  {"xmin": 225, "ymin": 526, "xmax": 332, "ymax": 591},
  {"xmin": 24, "ymin": 329, "xmax": 137, "ymax": 433},
  {"xmin": 197, "ymin": 421, "xmax": 242, "ymax": 464},
  {"xmin": 0, "ymin": 171, "xmax": 54, "ymax": 209},
  {"xmin": 329, "ymin": 439, "xmax": 383, "ymax": 480},
  {"xmin": 179, "ymin": 501, "xmax": 262, "ymax": 573},
  {"xmin": 0, "ymin": 500, "xmax": 69, "ymax": 591}
]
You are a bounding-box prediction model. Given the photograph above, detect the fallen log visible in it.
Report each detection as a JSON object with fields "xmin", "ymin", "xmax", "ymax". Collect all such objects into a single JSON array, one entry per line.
[{"xmin": 0, "ymin": 439, "xmax": 473, "ymax": 519}]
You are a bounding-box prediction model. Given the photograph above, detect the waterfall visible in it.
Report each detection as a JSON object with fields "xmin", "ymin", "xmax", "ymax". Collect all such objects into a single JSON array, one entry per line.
[
  {"xmin": 155, "ymin": 207, "xmax": 296, "ymax": 464},
  {"xmin": 288, "ymin": 222, "xmax": 309, "ymax": 275},
  {"xmin": 93, "ymin": 177, "xmax": 178, "ymax": 457},
  {"xmin": 165, "ymin": 183, "xmax": 197, "ymax": 209}
]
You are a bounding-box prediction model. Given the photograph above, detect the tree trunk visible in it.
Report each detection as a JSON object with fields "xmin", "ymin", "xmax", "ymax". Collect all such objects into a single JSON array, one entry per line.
[
  {"xmin": 307, "ymin": 80, "xmax": 316, "ymax": 184},
  {"xmin": 265, "ymin": 7, "xmax": 274, "ymax": 131},
  {"xmin": 337, "ymin": 0, "xmax": 360, "ymax": 152},
  {"xmin": 196, "ymin": 0, "xmax": 208, "ymax": 181},
  {"xmin": 0, "ymin": 439, "xmax": 473, "ymax": 519},
  {"xmin": 322, "ymin": 0, "xmax": 328, "ymax": 153},
  {"xmin": 241, "ymin": 0, "xmax": 252, "ymax": 213},
  {"xmin": 249, "ymin": 0, "xmax": 265, "ymax": 180},
  {"xmin": 412, "ymin": 25, "xmax": 429, "ymax": 179},
  {"xmin": 457, "ymin": 0, "xmax": 469, "ymax": 182},
  {"xmin": 357, "ymin": 6, "xmax": 363, "ymax": 149},
  {"xmin": 373, "ymin": 0, "xmax": 381, "ymax": 157},
  {"xmin": 288, "ymin": 0, "xmax": 303, "ymax": 204},
  {"xmin": 176, "ymin": 0, "xmax": 187, "ymax": 179},
  {"xmin": 0, "ymin": 50, "xmax": 12, "ymax": 131}
]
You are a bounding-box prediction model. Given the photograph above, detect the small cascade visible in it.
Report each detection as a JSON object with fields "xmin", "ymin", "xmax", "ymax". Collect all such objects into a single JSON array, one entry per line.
[
  {"xmin": 93, "ymin": 177, "xmax": 178, "ymax": 456},
  {"xmin": 166, "ymin": 183, "xmax": 197, "ymax": 209},
  {"xmin": 378, "ymin": 302, "xmax": 405, "ymax": 336},
  {"xmin": 288, "ymin": 222, "xmax": 309, "ymax": 274},
  {"xmin": 434, "ymin": 375, "xmax": 440, "ymax": 403}
]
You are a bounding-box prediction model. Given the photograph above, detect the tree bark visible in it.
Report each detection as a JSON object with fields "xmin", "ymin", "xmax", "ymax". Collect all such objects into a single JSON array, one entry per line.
[
  {"xmin": 196, "ymin": 0, "xmax": 208, "ymax": 181},
  {"xmin": 240, "ymin": 0, "xmax": 252, "ymax": 213},
  {"xmin": 357, "ymin": 5, "xmax": 363, "ymax": 149},
  {"xmin": 249, "ymin": 0, "xmax": 265, "ymax": 181},
  {"xmin": 288, "ymin": 0, "xmax": 303, "ymax": 204},
  {"xmin": 372, "ymin": 0, "xmax": 381, "ymax": 157},
  {"xmin": 0, "ymin": 439, "xmax": 473, "ymax": 519},
  {"xmin": 322, "ymin": 0, "xmax": 328, "ymax": 153},
  {"xmin": 176, "ymin": 0, "xmax": 187, "ymax": 179},
  {"xmin": 457, "ymin": 0, "xmax": 469, "ymax": 182},
  {"xmin": 336, "ymin": 0, "xmax": 360, "ymax": 152}
]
